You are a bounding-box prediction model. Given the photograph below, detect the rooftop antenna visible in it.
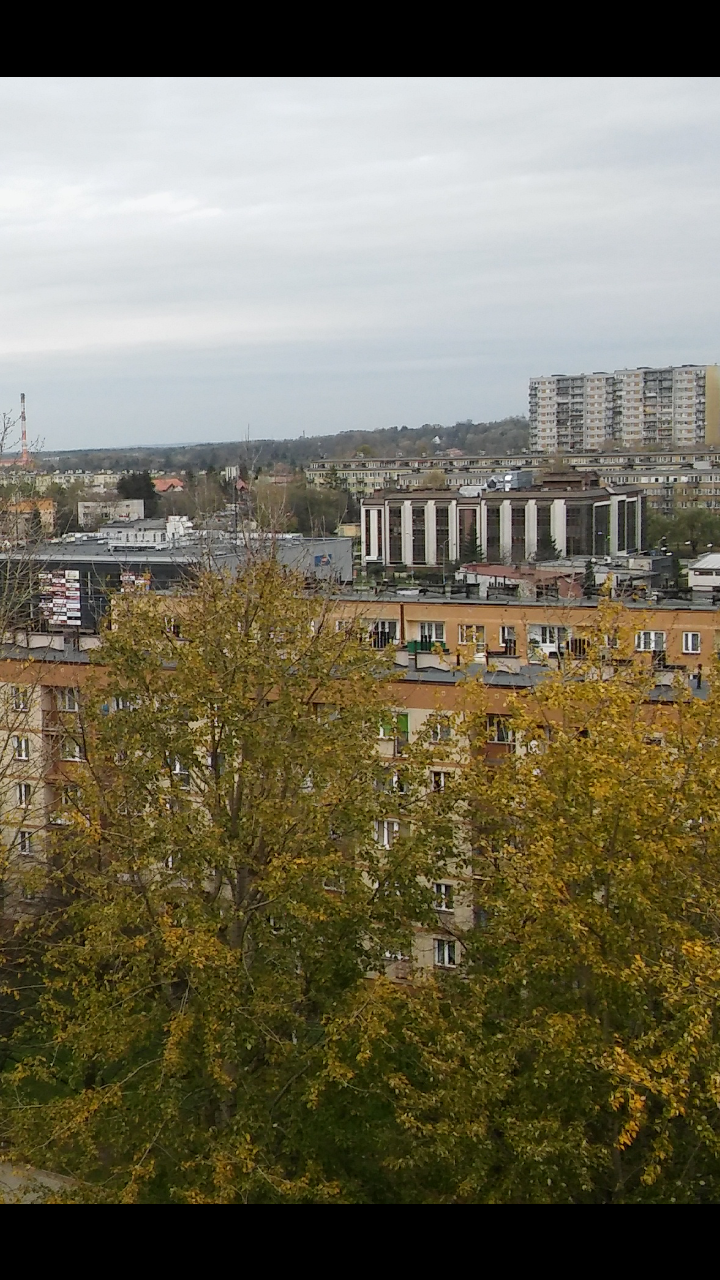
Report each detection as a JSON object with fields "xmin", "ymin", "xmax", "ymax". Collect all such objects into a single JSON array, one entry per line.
[{"xmin": 20, "ymin": 392, "xmax": 29, "ymax": 466}]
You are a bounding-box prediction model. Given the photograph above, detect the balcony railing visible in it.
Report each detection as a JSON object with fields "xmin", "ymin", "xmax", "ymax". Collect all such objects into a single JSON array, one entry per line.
[{"xmin": 407, "ymin": 639, "xmax": 450, "ymax": 654}]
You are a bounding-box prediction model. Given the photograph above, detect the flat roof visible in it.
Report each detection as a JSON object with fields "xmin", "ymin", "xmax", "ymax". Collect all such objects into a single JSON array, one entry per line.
[
  {"xmin": 362, "ymin": 487, "xmax": 643, "ymax": 501},
  {"xmin": 341, "ymin": 590, "xmax": 718, "ymax": 612}
]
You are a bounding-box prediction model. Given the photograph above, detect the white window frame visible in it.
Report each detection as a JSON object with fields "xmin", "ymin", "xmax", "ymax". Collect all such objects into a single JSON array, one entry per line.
[
  {"xmin": 430, "ymin": 720, "xmax": 452, "ymax": 742},
  {"xmin": 431, "ymin": 770, "xmax": 447, "ymax": 792},
  {"xmin": 487, "ymin": 715, "xmax": 515, "ymax": 744},
  {"xmin": 420, "ymin": 622, "xmax": 445, "ymax": 642},
  {"xmin": 60, "ymin": 735, "xmax": 84, "ymax": 761},
  {"xmin": 57, "ymin": 688, "xmax": 79, "ymax": 712},
  {"xmin": 13, "ymin": 736, "xmax": 30, "ymax": 761},
  {"xmin": 11, "ymin": 686, "xmax": 28, "ymax": 712},
  {"xmin": 171, "ymin": 757, "xmax": 191, "ymax": 789},
  {"xmin": 635, "ymin": 631, "xmax": 666, "ymax": 652},
  {"xmin": 17, "ymin": 782, "xmax": 31, "ymax": 808},
  {"xmin": 434, "ymin": 882, "xmax": 455, "ymax": 911},
  {"xmin": 682, "ymin": 632, "xmax": 701, "ymax": 654},
  {"xmin": 434, "ymin": 938, "xmax": 457, "ymax": 968},
  {"xmin": 458, "ymin": 623, "xmax": 485, "ymax": 650},
  {"xmin": 374, "ymin": 819, "xmax": 399, "ymax": 848},
  {"xmin": 18, "ymin": 829, "xmax": 32, "ymax": 856}
]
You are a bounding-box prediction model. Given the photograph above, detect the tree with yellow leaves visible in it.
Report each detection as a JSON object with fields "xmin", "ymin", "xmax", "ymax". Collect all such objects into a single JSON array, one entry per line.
[
  {"xmin": 311, "ymin": 605, "xmax": 720, "ymax": 1201},
  {"xmin": 0, "ymin": 558, "xmax": 453, "ymax": 1203}
]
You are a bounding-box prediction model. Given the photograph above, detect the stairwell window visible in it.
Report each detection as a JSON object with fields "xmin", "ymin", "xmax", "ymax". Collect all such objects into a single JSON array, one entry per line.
[
  {"xmin": 13, "ymin": 737, "xmax": 29, "ymax": 760},
  {"xmin": 11, "ymin": 686, "xmax": 28, "ymax": 712},
  {"xmin": 434, "ymin": 882, "xmax": 454, "ymax": 911},
  {"xmin": 434, "ymin": 938, "xmax": 457, "ymax": 968},
  {"xmin": 171, "ymin": 758, "xmax": 191, "ymax": 789},
  {"xmin": 17, "ymin": 783, "xmax": 31, "ymax": 808},
  {"xmin": 18, "ymin": 830, "xmax": 32, "ymax": 856},
  {"xmin": 374, "ymin": 819, "xmax": 399, "ymax": 848}
]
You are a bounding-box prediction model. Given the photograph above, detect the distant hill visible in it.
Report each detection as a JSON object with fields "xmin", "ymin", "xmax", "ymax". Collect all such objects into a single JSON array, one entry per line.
[{"xmin": 37, "ymin": 416, "xmax": 529, "ymax": 474}]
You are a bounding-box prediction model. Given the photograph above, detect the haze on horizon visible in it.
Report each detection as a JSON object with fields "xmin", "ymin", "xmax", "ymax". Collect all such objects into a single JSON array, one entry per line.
[{"xmin": 1, "ymin": 77, "xmax": 719, "ymax": 452}]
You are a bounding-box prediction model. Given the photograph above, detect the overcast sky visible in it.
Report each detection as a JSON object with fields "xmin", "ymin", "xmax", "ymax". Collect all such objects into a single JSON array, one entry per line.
[{"xmin": 1, "ymin": 77, "xmax": 720, "ymax": 451}]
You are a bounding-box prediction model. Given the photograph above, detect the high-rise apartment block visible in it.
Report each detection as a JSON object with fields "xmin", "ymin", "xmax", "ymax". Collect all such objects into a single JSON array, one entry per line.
[{"xmin": 530, "ymin": 365, "xmax": 720, "ymax": 453}]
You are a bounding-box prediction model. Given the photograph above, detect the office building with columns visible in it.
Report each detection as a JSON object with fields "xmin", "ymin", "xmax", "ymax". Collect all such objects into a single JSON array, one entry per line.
[{"xmin": 361, "ymin": 472, "xmax": 645, "ymax": 568}]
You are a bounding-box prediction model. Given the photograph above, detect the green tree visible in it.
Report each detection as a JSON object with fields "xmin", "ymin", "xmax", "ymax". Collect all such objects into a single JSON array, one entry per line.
[
  {"xmin": 1, "ymin": 560, "xmax": 450, "ymax": 1202},
  {"xmin": 647, "ymin": 507, "xmax": 720, "ymax": 556},
  {"xmin": 117, "ymin": 471, "xmax": 159, "ymax": 517},
  {"xmin": 26, "ymin": 506, "xmax": 43, "ymax": 544}
]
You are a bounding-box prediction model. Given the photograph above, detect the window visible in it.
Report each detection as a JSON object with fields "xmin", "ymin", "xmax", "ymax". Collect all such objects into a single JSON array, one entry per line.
[
  {"xmin": 431, "ymin": 770, "xmax": 447, "ymax": 792},
  {"xmin": 171, "ymin": 758, "xmax": 191, "ymax": 788},
  {"xmin": 322, "ymin": 875, "xmax": 345, "ymax": 893},
  {"xmin": 420, "ymin": 622, "xmax": 445, "ymax": 642},
  {"xmin": 60, "ymin": 736, "xmax": 85, "ymax": 761},
  {"xmin": 380, "ymin": 713, "xmax": 409, "ymax": 748},
  {"xmin": 11, "ymin": 686, "xmax": 28, "ymax": 712},
  {"xmin": 430, "ymin": 720, "xmax": 452, "ymax": 742},
  {"xmin": 114, "ymin": 695, "xmax": 136, "ymax": 711},
  {"xmin": 18, "ymin": 830, "xmax": 32, "ymax": 856},
  {"xmin": 487, "ymin": 715, "xmax": 515, "ymax": 744},
  {"xmin": 434, "ymin": 938, "xmax": 457, "ymax": 968},
  {"xmin": 17, "ymin": 783, "xmax": 31, "ymax": 808},
  {"xmin": 635, "ymin": 631, "xmax": 666, "ymax": 652},
  {"xmin": 458, "ymin": 623, "xmax": 485, "ymax": 650},
  {"xmin": 683, "ymin": 632, "xmax": 701, "ymax": 654},
  {"xmin": 374, "ymin": 819, "xmax": 399, "ymax": 848},
  {"xmin": 56, "ymin": 688, "xmax": 78, "ymax": 712},
  {"xmin": 500, "ymin": 625, "xmax": 516, "ymax": 656},
  {"xmin": 370, "ymin": 620, "xmax": 397, "ymax": 650},
  {"xmin": 434, "ymin": 882, "xmax": 454, "ymax": 911},
  {"xmin": 13, "ymin": 736, "xmax": 29, "ymax": 760}
]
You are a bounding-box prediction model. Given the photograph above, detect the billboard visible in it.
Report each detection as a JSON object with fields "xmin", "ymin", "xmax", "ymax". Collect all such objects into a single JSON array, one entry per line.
[{"xmin": 39, "ymin": 569, "xmax": 82, "ymax": 627}]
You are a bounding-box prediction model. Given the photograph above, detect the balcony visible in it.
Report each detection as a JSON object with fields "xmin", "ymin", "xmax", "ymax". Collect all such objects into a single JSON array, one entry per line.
[{"xmin": 406, "ymin": 639, "xmax": 450, "ymax": 655}]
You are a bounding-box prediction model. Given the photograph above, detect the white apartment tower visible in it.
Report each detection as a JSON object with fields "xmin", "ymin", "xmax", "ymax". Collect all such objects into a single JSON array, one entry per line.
[{"xmin": 529, "ymin": 365, "xmax": 720, "ymax": 453}]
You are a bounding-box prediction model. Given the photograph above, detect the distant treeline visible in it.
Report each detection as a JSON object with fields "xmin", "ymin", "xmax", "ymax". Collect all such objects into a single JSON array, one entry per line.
[{"xmin": 37, "ymin": 416, "xmax": 529, "ymax": 474}]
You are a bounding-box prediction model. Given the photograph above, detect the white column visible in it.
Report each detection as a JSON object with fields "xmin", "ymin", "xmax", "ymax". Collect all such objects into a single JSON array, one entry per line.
[
  {"xmin": 475, "ymin": 505, "xmax": 482, "ymax": 560},
  {"xmin": 383, "ymin": 504, "xmax": 391, "ymax": 564},
  {"xmin": 500, "ymin": 499, "xmax": 512, "ymax": 563},
  {"xmin": 425, "ymin": 500, "xmax": 437, "ymax": 566},
  {"xmin": 448, "ymin": 500, "xmax": 458, "ymax": 562},
  {"xmin": 369, "ymin": 508, "xmax": 379, "ymax": 560},
  {"xmin": 609, "ymin": 495, "xmax": 620, "ymax": 555},
  {"xmin": 480, "ymin": 501, "xmax": 488, "ymax": 561},
  {"xmin": 525, "ymin": 498, "xmax": 538, "ymax": 560},
  {"xmin": 551, "ymin": 498, "xmax": 567, "ymax": 557},
  {"xmin": 402, "ymin": 500, "xmax": 413, "ymax": 566},
  {"xmin": 361, "ymin": 503, "xmax": 367, "ymax": 563}
]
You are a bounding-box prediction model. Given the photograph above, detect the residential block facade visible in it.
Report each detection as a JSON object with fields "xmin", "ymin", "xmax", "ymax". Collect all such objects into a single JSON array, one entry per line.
[{"xmin": 529, "ymin": 365, "xmax": 720, "ymax": 454}]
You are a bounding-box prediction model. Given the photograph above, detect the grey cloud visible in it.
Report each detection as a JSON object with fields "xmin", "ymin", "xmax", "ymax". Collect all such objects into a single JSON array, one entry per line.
[{"xmin": 0, "ymin": 77, "xmax": 719, "ymax": 447}]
